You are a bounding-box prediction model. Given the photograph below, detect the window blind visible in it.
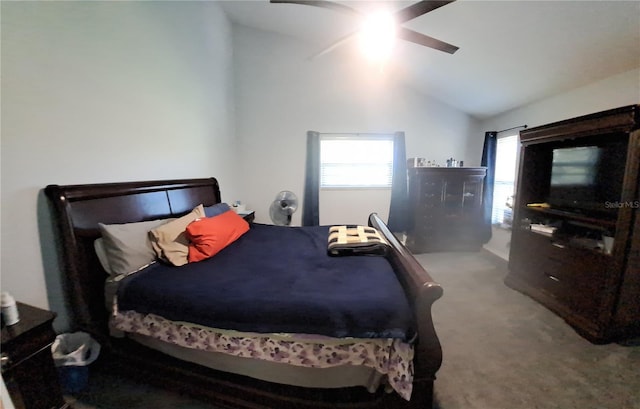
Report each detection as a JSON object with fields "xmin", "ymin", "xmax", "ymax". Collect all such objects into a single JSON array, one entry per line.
[{"xmin": 320, "ymin": 137, "xmax": 394, "ymax": 188}]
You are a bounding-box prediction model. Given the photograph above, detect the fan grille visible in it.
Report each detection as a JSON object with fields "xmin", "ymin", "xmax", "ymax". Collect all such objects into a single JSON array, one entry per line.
[{"xmin": 270, "ymin": 191, "xmax": 298, "ymax": 225}]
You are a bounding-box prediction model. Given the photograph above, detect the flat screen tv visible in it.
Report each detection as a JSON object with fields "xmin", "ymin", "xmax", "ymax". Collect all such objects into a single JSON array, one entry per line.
[{"xmin": 548, "ymin": 142, "xmax": 626, "ymax": 215}]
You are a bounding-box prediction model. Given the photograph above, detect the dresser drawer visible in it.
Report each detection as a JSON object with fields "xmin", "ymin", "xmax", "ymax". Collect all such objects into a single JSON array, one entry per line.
[
  {"xmin": 420, "ymin": 188, "xmax": 442, "ymax": 203},
  {"xmin": 419, "ymin": 178, "xmax": 440, "ymax": 190},
  {"xmin": 544, "ymin": 249, "xmax": 608, "ymax": 288},
  {"xmin": 532, "ymin": 269, "xmax": 604, "ymax": 320},
  {"xmin": 2, "ymin": 324, "xmax": 56, "ymax": 370},
  {"xmin": 413, "ymin": 210, "xmax": 438, "ymax": 226},
  {"xmin": 511, "ymin": 230, "xmax": 607, "ymax": 276},
  {"xmin": 509, "ymin": 229, "xmax": 610, "ymax": 320},
  {"xmin": 417, "ymin": 198, "xmax": 440, "ymax": 209}
]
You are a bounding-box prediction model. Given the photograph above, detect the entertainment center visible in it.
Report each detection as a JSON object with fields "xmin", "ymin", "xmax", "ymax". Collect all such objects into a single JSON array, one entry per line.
[{"xmin": 506, "ymin": 105, "xmax": 640, "ymax": 343}]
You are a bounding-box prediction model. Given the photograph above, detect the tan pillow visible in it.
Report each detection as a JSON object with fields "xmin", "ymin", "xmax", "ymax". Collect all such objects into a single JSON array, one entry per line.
[{"xmin": 149, "ymin": 204, "xmax": 205, "ymax": 266}]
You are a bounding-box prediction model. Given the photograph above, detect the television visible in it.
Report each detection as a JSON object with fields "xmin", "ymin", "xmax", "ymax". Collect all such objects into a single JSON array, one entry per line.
[{"xmin": 548, "ymin": 142, "xmax": 627, "ymax": 215}]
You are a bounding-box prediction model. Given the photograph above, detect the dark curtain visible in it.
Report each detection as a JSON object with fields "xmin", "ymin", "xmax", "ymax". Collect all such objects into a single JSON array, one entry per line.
[
  {"xmin": 480, "ymin": 131, "xmax": 498, "ymax": 243},
  {"xmin": 387, "ymin": 131, "xmax": 408, "ymax": 233},
  {"xmin": 302, "ymin": 131, "xmax": 320, "ymax": 226}
]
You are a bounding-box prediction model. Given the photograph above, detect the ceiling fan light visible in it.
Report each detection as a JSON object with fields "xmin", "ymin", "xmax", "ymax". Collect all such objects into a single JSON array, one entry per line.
[{"xmin": 359, "ymin": 11, "xmax": 396, "ymax": 62}]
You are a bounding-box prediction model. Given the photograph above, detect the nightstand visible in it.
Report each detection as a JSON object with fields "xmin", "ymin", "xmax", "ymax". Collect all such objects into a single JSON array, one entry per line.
[
  {"xmin": 1, "ymin": 303, "xmax": 68, "ymax": 409},
  {"xmin": 240, "ymin": 211, "xmax": 255, "ymax": 223}
]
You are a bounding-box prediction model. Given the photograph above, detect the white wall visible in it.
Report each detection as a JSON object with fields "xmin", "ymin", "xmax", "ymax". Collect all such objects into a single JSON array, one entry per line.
[
  {"xmin": 473, "ymin": 68, "xmax": 640, "ymax": 259},
  {"xmin": 0, "ymin": 1, "xmax": 237, "ymax": 330},
  {"xmin": 320, "ymin": 189, "xmax": 392, "ymax": 227},
  {"xmin": 232, "ymin": 25, "xmax": 477, "ymax": 225}
]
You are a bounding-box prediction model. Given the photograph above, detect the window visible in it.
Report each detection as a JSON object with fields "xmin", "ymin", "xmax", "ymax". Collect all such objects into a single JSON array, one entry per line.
[
  {"xmin": 492, "ymin": 134, "xmax": 519, "ymax": 227},
  {"xmin": 320, "ymin": 135, "xmax": 394, "ymax": 188}
]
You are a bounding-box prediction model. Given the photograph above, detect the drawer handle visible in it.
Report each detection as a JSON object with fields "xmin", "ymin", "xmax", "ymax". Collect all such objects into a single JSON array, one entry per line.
[
  {"xmin": 1, "ymin": 353, "xmax": 11, "ymax": 370},
  {"xmin": 551, "ymin": 242, "xmax": 565, "ymax": 249},
  {"xmin": 546, "ymin": 274, "xmax": 560, "ymax": 282}
]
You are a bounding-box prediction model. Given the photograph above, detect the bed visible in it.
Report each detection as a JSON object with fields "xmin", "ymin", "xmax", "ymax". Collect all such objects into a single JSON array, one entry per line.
[{"xmin": 45, "ymin": 177, "xmax": 443, "ymax": 409}]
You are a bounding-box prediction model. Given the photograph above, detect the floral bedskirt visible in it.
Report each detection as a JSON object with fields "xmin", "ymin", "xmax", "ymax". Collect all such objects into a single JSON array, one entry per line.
[{"xmin": 112, "ymin": 307, "xmax": 414, "ymax": 400}]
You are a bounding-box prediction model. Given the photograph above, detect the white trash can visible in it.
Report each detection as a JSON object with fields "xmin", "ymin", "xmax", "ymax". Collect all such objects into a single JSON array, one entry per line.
[{"xmin": 51, "ymin": 332, "xmax": 101, "ymax": 393}]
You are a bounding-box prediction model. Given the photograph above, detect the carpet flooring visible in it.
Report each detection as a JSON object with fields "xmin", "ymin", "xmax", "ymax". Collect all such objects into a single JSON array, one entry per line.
[
  {"xmin": 421, "ymin": 251, "xmax": 640, "ymax": 409},
  {"xmin": 64, "ymin": 250, "xmax": 640, "ymax": 409}
]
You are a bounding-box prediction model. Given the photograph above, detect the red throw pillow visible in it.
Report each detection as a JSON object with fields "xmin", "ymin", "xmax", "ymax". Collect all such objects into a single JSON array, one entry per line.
[{"xmin": 185, "ymin": 210, "xmax": 250, "ymax": 263}]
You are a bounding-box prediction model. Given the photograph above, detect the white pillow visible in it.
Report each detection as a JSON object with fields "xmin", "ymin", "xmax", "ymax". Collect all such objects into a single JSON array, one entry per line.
[
  {"xmin": 98, "ymin": 218, "xmax": 173, "ymax": 277},
  {"xmin": 93, "ymin": 238, "xmax": 112, "ymax": 275}
]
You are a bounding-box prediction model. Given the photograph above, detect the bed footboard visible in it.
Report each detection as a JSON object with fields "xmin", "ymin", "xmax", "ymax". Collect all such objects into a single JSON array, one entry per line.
[{"xmin": 369, "ymin": 213, "xmax": 444, "ymax": 406}]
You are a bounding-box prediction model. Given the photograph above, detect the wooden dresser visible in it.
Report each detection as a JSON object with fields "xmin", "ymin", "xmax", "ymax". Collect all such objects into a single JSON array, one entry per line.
[
  {"xmin": 406, "ymin": 167, "xmax": 486, "ymax": 253},
  {"xmin": 506, "ymin": 105, "xmax": 640, "ymax": 343}
]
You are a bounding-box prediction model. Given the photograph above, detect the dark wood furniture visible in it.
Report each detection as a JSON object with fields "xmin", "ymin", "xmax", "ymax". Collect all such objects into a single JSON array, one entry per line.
[
  {"xmin": 44, "ymin": 177, "xmax": 443, "ymax": 409},
  {"xmin": 406, "ymin": 167, "xmax": 486, "ymax": 253},
  {"xmin": 1, "ymin": 303, "xmax": 68, "ymax": 409},
  {"xmin": 506, "ymin": 105, "xmax": 640, "ymax": 343},
  {"xmin": 241, "ymin": 210, "xmax": 255, "ymax": 223}
]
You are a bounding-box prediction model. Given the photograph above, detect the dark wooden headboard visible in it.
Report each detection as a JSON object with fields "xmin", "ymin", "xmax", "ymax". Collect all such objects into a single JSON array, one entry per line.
[{"xmin": 45, "ymin": 178, "xmax": 221, "ymax": 341}]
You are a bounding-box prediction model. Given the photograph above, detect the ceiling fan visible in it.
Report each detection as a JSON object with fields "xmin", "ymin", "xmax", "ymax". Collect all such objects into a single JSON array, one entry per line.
[{"xmin": 270, "ymin": 0, "xmax": 459, "ymax": 59}]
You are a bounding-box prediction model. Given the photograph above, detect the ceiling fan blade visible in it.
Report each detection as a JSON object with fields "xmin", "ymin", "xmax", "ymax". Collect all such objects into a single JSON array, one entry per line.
[
  {"xmin": 398, "ymin": 27, "xmax": 459, "ymax": 54},
  {"xmin": 270, "ymin": 0, "xmax": 361, "ymax": 17},
  {"xmin": 394, "ymin": 0, "xmax": 457, "ymax": 23},
  {"xmin": 308, "ymin": 30, "xmax": 358, "ymax": 60}
]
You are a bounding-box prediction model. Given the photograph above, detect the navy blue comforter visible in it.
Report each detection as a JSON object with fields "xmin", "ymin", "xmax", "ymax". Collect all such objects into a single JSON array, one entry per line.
[{"xmin": 117, "ymin": 223, "xmax": 415, "ymax": 340}]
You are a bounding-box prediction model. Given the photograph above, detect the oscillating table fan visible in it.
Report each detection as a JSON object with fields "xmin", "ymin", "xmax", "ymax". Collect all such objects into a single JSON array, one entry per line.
[{"xmin": 269, "ymin": 191, "xmax": 298, "ymax": 226}]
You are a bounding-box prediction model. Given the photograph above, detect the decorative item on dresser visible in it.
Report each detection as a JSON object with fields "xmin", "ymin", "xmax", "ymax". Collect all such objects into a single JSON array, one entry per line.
[
  {"xmin": 1, "ymin": 303, "xmax": 68, "ymax": 409},
  {"xmin": 506, "ymin": 105, "xmax": 640, "ymax": 343},
  {"xmin": 406, "ymin": 167, "xmax": 487, "ymax": 253}
]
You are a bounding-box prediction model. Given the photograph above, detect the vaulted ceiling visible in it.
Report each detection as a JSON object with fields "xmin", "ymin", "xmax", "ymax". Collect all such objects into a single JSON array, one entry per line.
[{"xmin": 220, "ymin": 0, "xmax": 640, "ymax": 119}]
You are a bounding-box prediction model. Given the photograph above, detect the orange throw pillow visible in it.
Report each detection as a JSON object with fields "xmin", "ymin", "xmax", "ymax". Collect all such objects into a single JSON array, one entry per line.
[{"xmin": 186, "ymin": 210, "xmax": 250, "ymax": 263}]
